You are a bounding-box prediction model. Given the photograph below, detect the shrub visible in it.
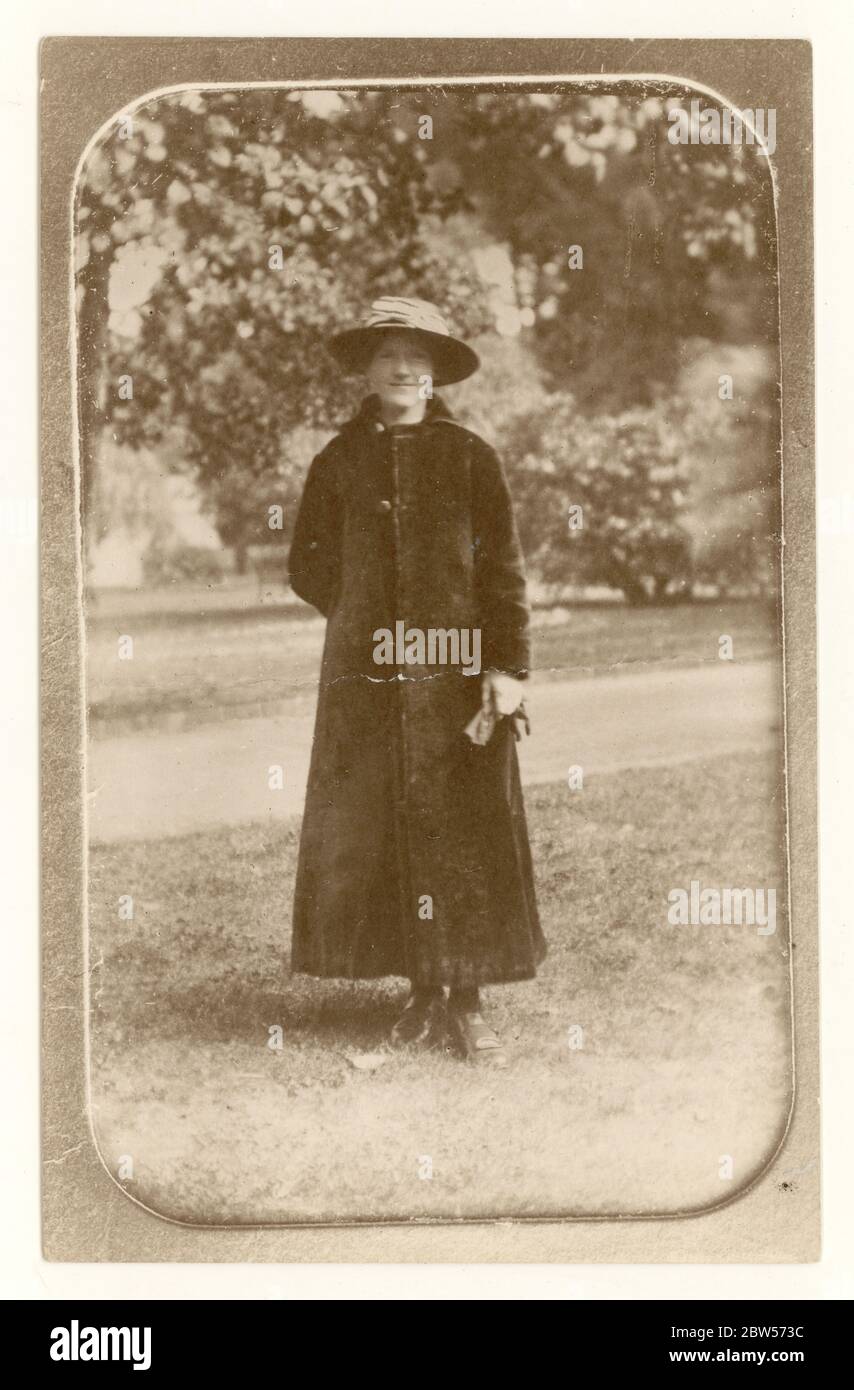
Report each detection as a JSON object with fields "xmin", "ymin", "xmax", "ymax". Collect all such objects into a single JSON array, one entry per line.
[
  {"xmin": 506, "ymin": 396, "xmax": 693, "ymax": 603},
  {"xmin": 142, "ymin": 544, "xmax": 230, "ymax": 586}
]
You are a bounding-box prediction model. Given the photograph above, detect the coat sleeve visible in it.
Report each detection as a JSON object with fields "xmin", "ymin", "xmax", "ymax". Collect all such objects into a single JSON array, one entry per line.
[
  {"xmin": 288, "ymin": 447, "xmax": 341, "ymax": 618},
  {"xmin": 471, "ymin": 438, "xmax": 532, "ymax": 679}
]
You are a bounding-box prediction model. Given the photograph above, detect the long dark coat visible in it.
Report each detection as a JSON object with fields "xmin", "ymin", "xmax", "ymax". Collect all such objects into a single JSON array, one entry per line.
[{"xmin": 287, "ymin": 391, "xmax": 546, "ymax": 988}]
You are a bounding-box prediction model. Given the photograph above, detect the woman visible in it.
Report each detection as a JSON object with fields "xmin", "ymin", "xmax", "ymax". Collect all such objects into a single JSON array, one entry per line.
[{"xmin": 288, "ymin": 296, "xmax": 546, "ymax": 1067}]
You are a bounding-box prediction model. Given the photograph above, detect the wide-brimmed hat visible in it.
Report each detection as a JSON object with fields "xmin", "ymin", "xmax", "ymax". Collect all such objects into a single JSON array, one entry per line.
[{"xmin": 327, "ymin": 296, "xmax": 480, "ymax": 386}]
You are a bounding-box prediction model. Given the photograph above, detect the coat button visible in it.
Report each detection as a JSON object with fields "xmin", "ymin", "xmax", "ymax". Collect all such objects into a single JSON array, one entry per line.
[{"xmin": 377, "ymin": 499, "xmax": 392, "ymax": 513}]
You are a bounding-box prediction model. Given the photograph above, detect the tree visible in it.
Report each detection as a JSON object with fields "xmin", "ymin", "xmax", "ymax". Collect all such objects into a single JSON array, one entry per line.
[
  {"xmin": 76, "ymin": 87, "xmax": 491, "ymax": 560},
  {"xmin": 75, "ymin": 84, "xmax": 778, "ymax": 581},
  {"xmin": 386, "ymin": 87, "xmax": 778, "ymax": 411}
]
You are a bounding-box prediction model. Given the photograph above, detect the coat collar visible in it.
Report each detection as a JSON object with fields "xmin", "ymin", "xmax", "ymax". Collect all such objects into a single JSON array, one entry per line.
[{"xmin": 339, "ymin": 392, "xmax": 458, "ymax": 435}]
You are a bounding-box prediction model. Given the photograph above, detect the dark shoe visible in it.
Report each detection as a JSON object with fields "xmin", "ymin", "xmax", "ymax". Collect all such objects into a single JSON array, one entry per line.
[
  {"xmin": 448, "ymin": 1009, "xmax": 509, "ymax": 1068},
  {"xmin": 389, "ymin": 990, "xmax": 446, "ymax": 1049}
]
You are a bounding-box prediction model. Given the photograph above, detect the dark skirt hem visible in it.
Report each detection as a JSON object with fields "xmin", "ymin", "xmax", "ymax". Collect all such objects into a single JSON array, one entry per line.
[{"xmin": 289, "ymin": 950, "xmax": 547, "ymax": 988}]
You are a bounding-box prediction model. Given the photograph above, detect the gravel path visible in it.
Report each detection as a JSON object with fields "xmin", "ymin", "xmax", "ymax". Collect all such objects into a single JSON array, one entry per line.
[{"xmin": 87, "ymin": 657, "xmax": 783, "ymax": 844}]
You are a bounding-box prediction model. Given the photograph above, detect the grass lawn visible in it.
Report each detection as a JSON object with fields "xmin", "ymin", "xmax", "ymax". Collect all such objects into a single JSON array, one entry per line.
[
  {"xmin": 87, "ymin": 597, "xmax": 780, "ymax": 734},
  {"xmin": 87, "ymin": 748, "xmax": 792, "ymax": 1226}
]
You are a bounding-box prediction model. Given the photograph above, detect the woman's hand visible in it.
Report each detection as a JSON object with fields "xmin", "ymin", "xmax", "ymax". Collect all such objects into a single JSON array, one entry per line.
[{"xmin": 482, "ymin": 669, "xmax": 525, "ymax": 715}]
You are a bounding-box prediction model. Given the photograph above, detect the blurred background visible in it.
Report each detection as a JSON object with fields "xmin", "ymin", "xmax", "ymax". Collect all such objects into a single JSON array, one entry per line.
[{"xmin": 77, "ymin": 87, "xmax": 779, "ymax": 602}]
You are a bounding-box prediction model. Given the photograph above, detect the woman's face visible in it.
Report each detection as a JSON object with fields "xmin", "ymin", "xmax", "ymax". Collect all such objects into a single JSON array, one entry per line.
[{"xmin": 365, "ymin": 331, "xmax": 435, "ymax": 410}]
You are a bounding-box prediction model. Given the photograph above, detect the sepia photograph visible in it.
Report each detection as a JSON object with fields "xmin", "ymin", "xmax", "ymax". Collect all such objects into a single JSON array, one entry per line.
[
  {"xmin": 31, "ymin": 24, "xmax": 824, "ymax": 1278},
  {"xmin": 69, "ymin": 73, "xmax": 795, "ymax": 1228}
]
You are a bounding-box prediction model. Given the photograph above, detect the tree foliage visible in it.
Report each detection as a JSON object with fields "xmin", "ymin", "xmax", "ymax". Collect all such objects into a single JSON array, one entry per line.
[
  {"xmin": 75, "ymin": 84, "xmax": 778, "ymax": 579},
  {"xmin": 507, "ymin": 396, "xmax": 693, "ymax": 602}
]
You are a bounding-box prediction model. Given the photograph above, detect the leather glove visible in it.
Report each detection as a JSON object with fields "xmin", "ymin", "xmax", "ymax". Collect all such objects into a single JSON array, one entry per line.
[{"xmin": 509, "ymin": 700, "xmax": 531, "ymax": 743}]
